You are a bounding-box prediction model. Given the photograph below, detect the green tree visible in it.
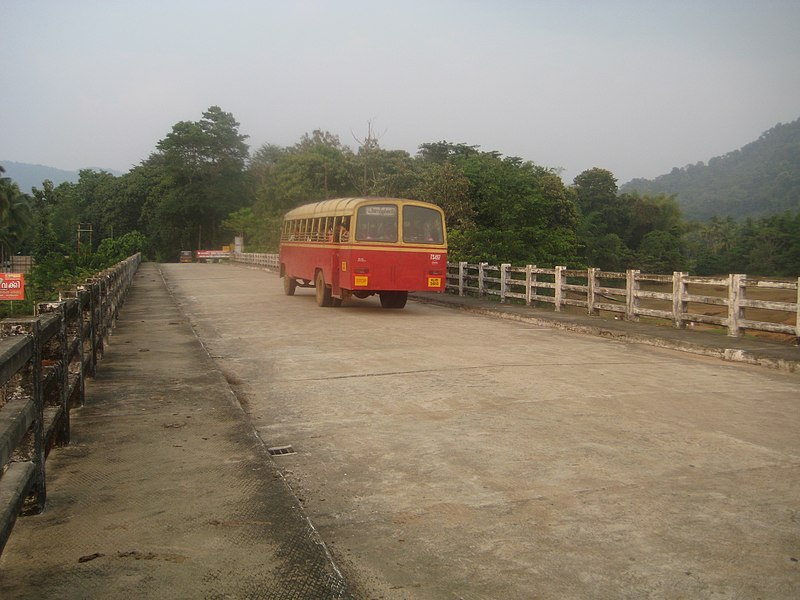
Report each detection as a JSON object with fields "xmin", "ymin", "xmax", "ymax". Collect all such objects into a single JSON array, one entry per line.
[
  {"xmin": 573, "ymin": 168, "xmax": 618, "ymax": 214},
  {"xmin": 350, "ymin": 123, "xmax": 416, "ymax": 197},
  {"xmin": 574, "ymin": 168, "xmax": 687, "ymax": 272},
  {"xmin": 250, "ymin": 131, "xmax": 353, "ymax": 214},
  {"xmin": 145, "ymin": 106, "xmax": 251, "ymax": 260},
  {"xmin": 221, "ymin": 207, "xmax": 282, "ymax": 252},
  {"xmin": 685, "ymin": 216, "xmax": 741, "ymax": 274},
  {"xmin": 244, "ymin": 131, "xmax": 359, "ymax": 250},
  {"xmin": 636, "ymin": 230, "xmax": 687, "ymax": 273},
  {"xmin": 93, "ymin": 230, "xmax": 149, "ymax": 266},
  {"xmin": 27, "ymin": 180, "xmax": 63, "ymax": 259},
  {"xmin": 353, "ymin": 147, "xmax": 416, "ymax": 198},
  {"xmin": 0, "ymin": 165, "xmax": 34, "ymax": 264},
  {"xmin": 416, "ymin": 143, "xmax": 579, "ymax": 265},
  {"xmin": 411, "ymin": 161, "xmax": 473, "ymax": 229}
]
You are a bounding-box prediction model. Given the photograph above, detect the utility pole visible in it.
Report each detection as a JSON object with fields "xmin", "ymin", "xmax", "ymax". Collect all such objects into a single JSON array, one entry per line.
[{"xmin": 77, "ymin": 223, "xmax": 93, "ymax": 253}]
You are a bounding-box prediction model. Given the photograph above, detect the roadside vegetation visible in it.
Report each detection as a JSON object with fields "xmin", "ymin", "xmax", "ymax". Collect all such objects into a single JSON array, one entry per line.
[{"xmin": 1, "ymin": 108, "xmax": 798, "ymax": 311}]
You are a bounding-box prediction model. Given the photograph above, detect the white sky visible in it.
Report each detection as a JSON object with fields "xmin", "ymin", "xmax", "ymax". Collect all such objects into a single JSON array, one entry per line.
[{"xmin": 2, "ymin": 0, "xmax": 799, "ymax": 184}]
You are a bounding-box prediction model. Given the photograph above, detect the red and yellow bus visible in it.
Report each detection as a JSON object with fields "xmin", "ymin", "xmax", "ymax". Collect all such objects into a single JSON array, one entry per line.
[{"xmin": 279, "ymin": 197, "xmax": 447, "ymax": 308}]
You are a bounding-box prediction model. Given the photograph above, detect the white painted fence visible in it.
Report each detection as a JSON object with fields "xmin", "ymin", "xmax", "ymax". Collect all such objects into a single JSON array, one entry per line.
[
  {"xmin": 448, "ymin": 262, "xmax": 800, "ymax": 339},
  {"xmin": 231, "ymin": 252, "xmax": 280, "ymax": 269},
  {"xmin": 229, "ymin": 252, "xmax": 799, "ymax": 340}
]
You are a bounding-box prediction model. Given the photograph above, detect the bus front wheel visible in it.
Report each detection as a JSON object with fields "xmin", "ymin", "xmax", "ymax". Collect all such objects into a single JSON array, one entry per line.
[
  {"xmin": 315, "ymin": 271, "xmax": 333, "ymax": 307},
  {"xmin": 379, "ymin": 291, "xmax": 408, "ymax": 309}
]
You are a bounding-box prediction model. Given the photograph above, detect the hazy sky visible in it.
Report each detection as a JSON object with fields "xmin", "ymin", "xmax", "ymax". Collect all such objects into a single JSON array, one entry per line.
[{"xmin": 3, "ymin": 0, "xmax": 799, "ymax": 184}]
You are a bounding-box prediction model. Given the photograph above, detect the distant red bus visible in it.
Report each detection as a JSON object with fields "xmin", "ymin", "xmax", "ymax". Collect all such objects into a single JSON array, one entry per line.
[{"xmin": 279, "ymin": 197, "xmax": 447, "ymax": 308}]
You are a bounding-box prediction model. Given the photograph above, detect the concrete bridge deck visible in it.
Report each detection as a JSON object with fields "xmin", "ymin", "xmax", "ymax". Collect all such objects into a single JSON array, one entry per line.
[
  {"xmin": 0, "ymin": 261, "xmax": 798, "ymax": 599},
  {"xmin": 412, "ymin": 290, "xmax": 800, "ymax": 374},
  {"xmin": 0, "ymin": 263, "xmax": 351, "ymax": 599}
]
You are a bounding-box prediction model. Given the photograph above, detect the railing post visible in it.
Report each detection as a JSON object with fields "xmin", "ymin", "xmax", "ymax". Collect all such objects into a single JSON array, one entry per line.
[
  {"xmin": 554, "ymin": 266, "xmax": 566, "ymax": 312},
  {"xmin": 478, "ymin": 262, "xmax": 488, "ymax": 297},
  {"xmin": 60, "ymin": 290, "xmax": 87, "ymax": 407},
  {"xmin": 38, "ymin": 301, "xmax": 70, "ymax": 444},
  {"xmin": 672, "ymin": 271, "xmax": 688, "ymax": 329},
  {"xmin": 107, "ymin": 269, "xmax": 120, "ymax": 338},
  {"xmin": 500, "ymin": 264, "xmax": 510, "ymax": 303},
  {"xmin": 728, "ymin": 273, "xmax": 746, "ymax": 337},
  {"xmin": 85, "ymin": 281, "xmax": 99, "ymax": 376},
  {"xmin": 458, "ymin": 262, "xmax": 466, "ymax": 297},
  {"xmin": 626, "ymin": 269, "xmax": 640, "ymax": 322},
  {"xmin": 587, "ymin": 267, "xmax": 598, "ymax": 316},
  {"xmin": 525, "ymin": 265, "xmax": 533, "ymax": 306},
  {"xmin": 796, "ymin": 276, "xmax": 800, "ymax": 344},
  {"xmin": 95, "ymin": 279, "xmax": 105, "ymax": 361},
  {"xmin": 1, "ymin": 318, "xmax": 46, "ymax": 513}
]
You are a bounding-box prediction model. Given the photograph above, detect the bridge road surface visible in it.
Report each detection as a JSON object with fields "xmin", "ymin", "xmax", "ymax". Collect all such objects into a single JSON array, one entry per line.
[
  {"xmin": 160, "ymin": 262, "xmax": 799, "ymax": 599},
  {"xmin": 0, "ymin": 262, "xmax": 351, "ymax": 599}
]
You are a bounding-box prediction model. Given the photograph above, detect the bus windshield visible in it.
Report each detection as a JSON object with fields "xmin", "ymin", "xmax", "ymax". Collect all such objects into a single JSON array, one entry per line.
[
  {"xmin": 355, "ymin": 204, "xmax": 398, "ymax": 242},
  {"xmin": 403, "ymin": 205, "xmax": 444, "ymax": 244}
]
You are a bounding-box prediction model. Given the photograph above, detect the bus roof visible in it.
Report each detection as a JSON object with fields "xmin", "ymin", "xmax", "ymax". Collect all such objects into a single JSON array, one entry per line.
[{"xmin": 283, "ymin": 197, "xmax": 442, "ymax": 220}]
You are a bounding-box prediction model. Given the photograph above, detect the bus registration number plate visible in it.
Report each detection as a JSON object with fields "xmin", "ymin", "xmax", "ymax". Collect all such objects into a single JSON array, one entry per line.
[
  {"xmin": 427, "ymin": 277, "xmax": 442, "ymax": 287},
  {"xmin": 354, "ymin": 276, "xmax": 369, "ymax": 287}
]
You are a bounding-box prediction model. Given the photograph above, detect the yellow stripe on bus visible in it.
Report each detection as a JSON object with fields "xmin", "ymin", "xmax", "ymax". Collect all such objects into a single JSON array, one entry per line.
[{"xmin": 281, "ymin": 243, "xmax": 446, "ymax": 253}]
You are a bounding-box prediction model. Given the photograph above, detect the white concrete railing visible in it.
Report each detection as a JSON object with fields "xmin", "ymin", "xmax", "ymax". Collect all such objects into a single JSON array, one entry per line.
[
  {"xmin": 448, "ymin": 262, "xmax": 799, "ymax": 340},
  {"xmin": 229, "ymin": 253, "xmax": 799, "ymax": 340},
  {"xmin": 231, "ymin": 252, "xmax": 279, "ymax": 270}
]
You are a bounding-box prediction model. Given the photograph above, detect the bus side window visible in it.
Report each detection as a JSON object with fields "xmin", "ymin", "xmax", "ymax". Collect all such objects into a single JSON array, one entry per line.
[
  {"xmin": 316, "ymin": 217, "xmax": 324, "ymax": 242},
  {"xmin": 338, "ymin": 217, "xmax": 350, "ymax": 242},
  {"xmin": 325, "ymin": 217, "xmax": 333, "ymax": 242}
]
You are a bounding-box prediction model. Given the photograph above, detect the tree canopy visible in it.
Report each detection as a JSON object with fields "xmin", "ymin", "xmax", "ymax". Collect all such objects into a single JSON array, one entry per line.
[
  {"xmin": 4, "ymin": 107, "xmax": 798, "ymax": 279},
  {"xmin": 0, "ymin": 165, "xmax": 33, "ymax": 265}
]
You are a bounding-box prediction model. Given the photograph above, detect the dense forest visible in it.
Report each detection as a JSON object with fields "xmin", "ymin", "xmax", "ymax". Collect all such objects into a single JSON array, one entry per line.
[
  {"xmin": 623, "ymin": 118, "xmax": 800, "ymax": 221},
  {"xmin": 1, "ymin": 107, "xmax": 798, "ymax": 303}
]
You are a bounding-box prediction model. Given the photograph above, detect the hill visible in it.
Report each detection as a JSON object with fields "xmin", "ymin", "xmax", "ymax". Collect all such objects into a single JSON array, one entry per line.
[
  {"xmin": 0, "ymin": 160, "xmax": 124, "ymax": 193},
  {"xmin": 621, "ymin": 118, "xmax": 800, "ymax": 221}
]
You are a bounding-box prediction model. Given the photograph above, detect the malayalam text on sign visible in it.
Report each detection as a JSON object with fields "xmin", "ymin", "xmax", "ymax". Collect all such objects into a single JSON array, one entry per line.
[{"xmin": 0, "ymin": 273, "xmax": 25, "ymax": 301}]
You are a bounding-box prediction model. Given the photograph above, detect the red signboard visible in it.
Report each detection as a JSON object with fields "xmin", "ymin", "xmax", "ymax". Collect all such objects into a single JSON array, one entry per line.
[
  {"xmin": 195, "ymin": 250, "xmax": 231, "ymax": 262},
  {"xmin": 0, "ymin": 273, "xmax": 25, "ymax": 301}
]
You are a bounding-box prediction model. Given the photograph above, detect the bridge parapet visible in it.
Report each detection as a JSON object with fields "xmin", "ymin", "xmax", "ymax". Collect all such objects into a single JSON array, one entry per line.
[
  {"xmin": 0, "ymin": 253, "xmax": 141, "ymax": 556},
  {"xmin": 232, "ymin": 252, "xmax": 798, "ymax": 341},
  {"xmin": 231, "ymin": 252, "xmax": 279, "ymax": 270},
  {"xmin": 448, "ymin": 262, "xmax": 799, "ymax": 341}
]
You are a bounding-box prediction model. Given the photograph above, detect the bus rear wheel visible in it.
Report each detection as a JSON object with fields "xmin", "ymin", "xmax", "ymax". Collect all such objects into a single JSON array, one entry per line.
[
  {"xmin": 315, "ymin": 271, "xmax": 333, "ymax": 307},
  {"xmin": 283, "ymin": 275, "xmax": 297, "ymax": 296},
  {"xmin": 379, "ymin": 291, "xmax": 408, "ymax": 309}
]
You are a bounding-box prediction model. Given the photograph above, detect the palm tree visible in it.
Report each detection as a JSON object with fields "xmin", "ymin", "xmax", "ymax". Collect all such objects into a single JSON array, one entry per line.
[
  {"xmin": 0, "ymin": 166, "xmax": 12, "ymax": 217},
  {"xmin": 0, "ymin": 165, "xmax": 33, "ymax": 268}
]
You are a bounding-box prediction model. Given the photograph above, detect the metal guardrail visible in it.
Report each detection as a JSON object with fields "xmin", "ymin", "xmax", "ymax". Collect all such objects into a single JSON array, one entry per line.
[
  {"xmin": 0, "ymin": 253, "xmax": 141, "ymax": 556},
  {"xmin": 447, "ymin": 262, "xmax": 800, "ymax": 340}
]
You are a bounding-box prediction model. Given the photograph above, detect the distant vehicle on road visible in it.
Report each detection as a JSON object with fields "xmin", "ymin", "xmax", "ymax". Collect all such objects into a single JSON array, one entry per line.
[
  {"xmin": 279, "ymin": 197, "xmax": 447, "ymax": 308},
  {"xmin": 179, "ymin": 250, "xmax": 193, "ymax": 263}
]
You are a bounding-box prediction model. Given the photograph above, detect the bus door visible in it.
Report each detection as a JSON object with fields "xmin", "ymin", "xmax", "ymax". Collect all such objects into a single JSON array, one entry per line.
[
  {"xmin": 331, "ymin": 249, "xmax": 341, "ymax": 296},
  {"xmin": 330, "ymin": 215, "xmax": 350, "ymax": 297}
]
